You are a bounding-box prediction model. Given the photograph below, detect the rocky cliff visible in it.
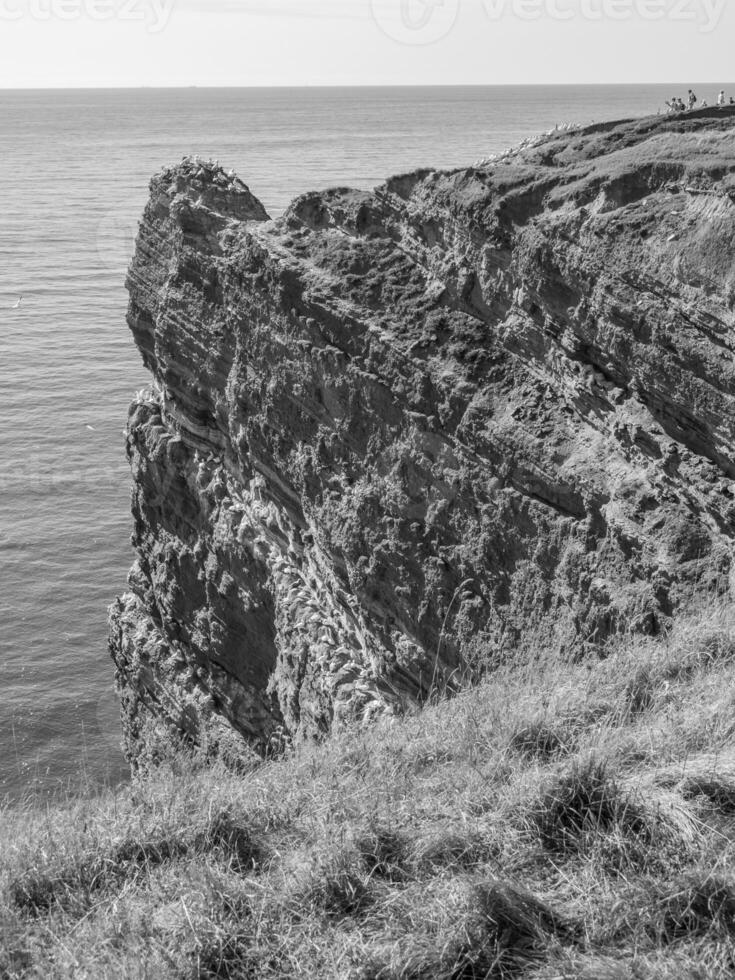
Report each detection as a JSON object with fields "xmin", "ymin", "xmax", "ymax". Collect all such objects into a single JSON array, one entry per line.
[{"xmin": 110, "ymin": 109, "xmax": 735, "ymax": 763}]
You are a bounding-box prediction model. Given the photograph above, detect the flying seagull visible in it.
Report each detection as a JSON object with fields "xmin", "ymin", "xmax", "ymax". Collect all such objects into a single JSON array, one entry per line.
[{"xmin": 11, "ymin": 295, "xmax": 22, "ymax": 309}]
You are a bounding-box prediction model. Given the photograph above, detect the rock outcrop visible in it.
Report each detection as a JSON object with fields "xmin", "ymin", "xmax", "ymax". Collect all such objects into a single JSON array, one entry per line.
[{"xmin": 110, "ymin": 111, "xmax": 735, "ymax": 762}]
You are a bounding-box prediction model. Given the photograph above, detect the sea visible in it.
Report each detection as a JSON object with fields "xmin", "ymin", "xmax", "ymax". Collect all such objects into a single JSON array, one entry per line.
[{"xmin": 0, "ymin": 83, "xmax": 717, "ymax": 803}]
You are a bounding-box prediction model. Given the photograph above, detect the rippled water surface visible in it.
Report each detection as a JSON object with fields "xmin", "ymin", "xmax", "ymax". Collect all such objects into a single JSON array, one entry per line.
[{"xmin": 0, "ymin": 84, "xmax": 696, "ymax": 800}]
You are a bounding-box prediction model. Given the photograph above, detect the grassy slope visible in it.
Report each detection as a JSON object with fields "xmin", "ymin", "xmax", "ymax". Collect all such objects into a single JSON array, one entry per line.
[{"xmin": 4, "ymin": 608, "xmax": 735, "ymax": 979}]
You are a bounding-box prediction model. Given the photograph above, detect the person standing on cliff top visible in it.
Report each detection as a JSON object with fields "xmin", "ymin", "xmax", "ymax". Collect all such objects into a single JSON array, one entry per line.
[
  {"xmin": 718, "ymin": 91, "xmax": 726, "ymax": 107},
  {"xmin": 688, "ymin": 90, "xmax": 697, "ymax": 110}
]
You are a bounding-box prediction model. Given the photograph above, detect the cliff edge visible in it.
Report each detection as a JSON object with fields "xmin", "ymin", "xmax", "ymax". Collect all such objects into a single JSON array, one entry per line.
[{"xmin": 109, "ymin": 109, "xmax": 735, "ymax": 762}]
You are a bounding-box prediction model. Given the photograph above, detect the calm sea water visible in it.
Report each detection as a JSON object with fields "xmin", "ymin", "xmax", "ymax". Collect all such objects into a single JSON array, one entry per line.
[{"xmin": 0, "ymin": 84, "xmax": 713, "ymax": 802}]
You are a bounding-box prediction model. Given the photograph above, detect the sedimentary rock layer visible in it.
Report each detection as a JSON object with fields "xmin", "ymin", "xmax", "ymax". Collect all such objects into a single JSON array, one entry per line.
[{"xmin": 110, "ymin": 110, "xmax": 735, "ymax": 760}]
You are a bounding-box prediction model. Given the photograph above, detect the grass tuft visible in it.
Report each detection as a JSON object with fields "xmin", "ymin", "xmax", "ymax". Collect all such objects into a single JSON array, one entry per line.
[
  {"xmin": 8, "ymin": 808, "xmax": 260, "ymax": 917},
  {"xmin": 199, "ymin": 810, "xmax": 264, "ymax": 874},
  {"xmin": 299, "ymin": 853, "xmax": 374, "ymax": 920},
  {"xmin": 681, "ymin": 776, "xmax": 735, "ymax": 814},
  {"xmin": 529, "ymin": 758, "xmax": 648, "ymax": 856},
  {"xmin": 355, "ymin": 825, "xmax": 409, "ymax": 882},
  {"xmin": 411, "ymin": 829, "xmax": 497, "ymax": 873},
  {"xmin": 461, "ymin": 879, "xmax": 573, "ymax": 976},
  {"xmin": 654, "ymin": 873, "xmax": 735, "ymax": 942},
  {"xmin": 191, "ymin": 928, "xmax": 259, "ymax": 980},
  {"xmin": 510, "ymin": 721, "xmax": 572, "ymax": 760},
  {"xmin": 621, "ymin": 665, "xmax": 657, "ymax": 716}
]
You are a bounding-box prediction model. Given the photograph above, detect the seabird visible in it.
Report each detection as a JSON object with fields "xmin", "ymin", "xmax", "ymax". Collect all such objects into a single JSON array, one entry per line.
[{"xmin": 11, "ymin": 295, "xmax": 22, "ymax": 309}]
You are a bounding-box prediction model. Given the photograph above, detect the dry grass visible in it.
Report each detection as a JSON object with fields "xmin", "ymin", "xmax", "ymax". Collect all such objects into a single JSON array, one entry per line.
[{"xmin": 4, "ymin": 605, "xmax": 735, "ymax": 978}]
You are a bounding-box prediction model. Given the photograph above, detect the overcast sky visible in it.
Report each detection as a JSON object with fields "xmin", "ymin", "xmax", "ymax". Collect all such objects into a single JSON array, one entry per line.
[{"xmin": 0, "ymin": 0, "xmax": 731, "ymax": 88}]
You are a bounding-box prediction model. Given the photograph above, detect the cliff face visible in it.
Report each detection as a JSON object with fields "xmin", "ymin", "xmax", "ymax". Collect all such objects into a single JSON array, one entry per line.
[{"xmin": 110, "ymin": 110, "xmax": 735, "ymax": 761}]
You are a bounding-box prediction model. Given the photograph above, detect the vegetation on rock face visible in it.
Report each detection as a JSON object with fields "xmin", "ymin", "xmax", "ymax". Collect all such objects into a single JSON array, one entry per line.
[{"xmin": 5, "ymin": 605, "xmax": 735, "ymax": 977}]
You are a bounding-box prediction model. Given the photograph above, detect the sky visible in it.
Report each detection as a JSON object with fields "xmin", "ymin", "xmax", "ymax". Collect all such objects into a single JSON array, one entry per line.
[{"xmin": 0, "ymin": 0, "xmax": 732, "ymax": 88}]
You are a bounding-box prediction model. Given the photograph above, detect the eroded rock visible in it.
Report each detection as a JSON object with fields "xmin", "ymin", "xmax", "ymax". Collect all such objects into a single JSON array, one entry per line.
[{"xmin": 110, "ymin": 113, "xmax": 735, "ymax": 763}]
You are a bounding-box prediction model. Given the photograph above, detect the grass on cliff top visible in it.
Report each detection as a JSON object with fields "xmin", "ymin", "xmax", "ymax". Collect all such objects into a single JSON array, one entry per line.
[{"xmin": 4, "ymin": 606, "xmax": 735, "ymax": 979}]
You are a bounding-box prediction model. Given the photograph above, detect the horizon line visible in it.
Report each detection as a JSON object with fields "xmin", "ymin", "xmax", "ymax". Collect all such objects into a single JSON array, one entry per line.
[{"xmin": 1, "ymin": 81, "xmax": 733, "ymax": 92}]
